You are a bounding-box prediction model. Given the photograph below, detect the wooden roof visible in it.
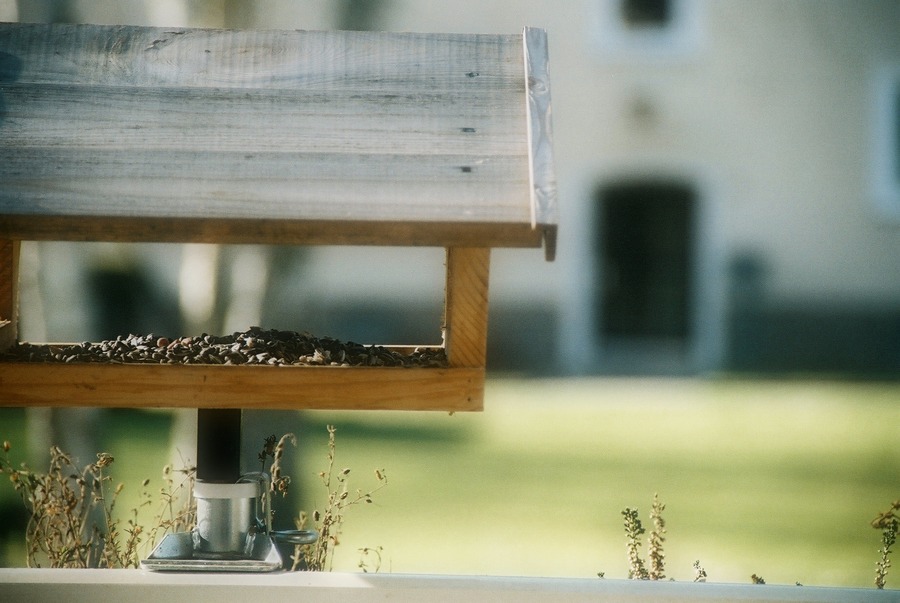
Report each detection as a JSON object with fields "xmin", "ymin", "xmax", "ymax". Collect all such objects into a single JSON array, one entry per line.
[{"xmin": 0, "ymin": 23, "xmax": 557, "ymax": 259}]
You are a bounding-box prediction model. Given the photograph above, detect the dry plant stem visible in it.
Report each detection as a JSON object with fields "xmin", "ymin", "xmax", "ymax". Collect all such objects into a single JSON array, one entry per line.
[
  {"xmin": 648, "ymin": 493, "xmax": 666, "ymax": 581},
  {"xmin": 259, "ymin": 435, "xmax": 278, "ymax": 472},
  {"xmin": 147, "ymin": 463, "xmax": 196, "ymax": 549},
  {"xmin": 692, "ymin": 560, "xmax": 708, "ymax": 583},
  {"xmin": 1, "ymin": 445, "xmax": 114, "ymax": 568},
  {"xmin": 255, "ymin": 433, "xmax": 296, "ymax": 534},
  {"xmin": 1, "ymin": 440, "xmax": 196, "ymax": 568},
  {"xmin": 622, "ymin": 495, "xmax": 665, "ymax": 581},
  {"xmin": 291, "ymin": 425, "xmax": 387, "ymax": 572},
  {"xmin": 269, "ymin": 433, "xmax": 296, "ymax": 497},
  {"xmin": 36, "ymin": 449, "xmax": 105, "ymax": 567},
  {"xmin": 622, "ymin": 507, "xmax": 649, "ymax": 580},
  {"xmin": 358, "ymin": 546, "xmax": 383, "ymax": 573},
  {"xmin": 301, "ymin": 425, "xmax": 341, "ymax": 572},
  {"xmin": 118, "ymin": 479, "xmax": 151, "ymax": 568},
  {"xmin": 872, "ymin": 499, "xmax": 899, "ymax": 590}
]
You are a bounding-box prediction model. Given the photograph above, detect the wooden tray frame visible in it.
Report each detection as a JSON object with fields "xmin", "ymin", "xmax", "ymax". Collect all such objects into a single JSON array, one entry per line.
[{"xmin": 0, "ymin": 243, "xmax": 489, "ymax": 411}]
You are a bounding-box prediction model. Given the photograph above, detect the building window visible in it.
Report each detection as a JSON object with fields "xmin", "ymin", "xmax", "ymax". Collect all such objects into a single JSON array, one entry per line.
[
  {"xmin": 873, "ymin": 64, "xmax": 900, "ymax": 220},
  {"xmin": 591, "ymin": 0, "xmax": 702, "ymax": 59},
  {"xmin": 337, "ymin": 0, "xmax": 386, "ymax": 31},
  {"xmin": 620, "ymin": 0, "xmax": 672, "ymax": 29}
]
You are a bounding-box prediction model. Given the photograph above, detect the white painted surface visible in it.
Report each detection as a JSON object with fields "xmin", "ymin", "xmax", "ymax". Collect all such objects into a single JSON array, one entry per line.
[{"xmin": 0, "ymin": 569, "xmax": 895, "ymax": 603}]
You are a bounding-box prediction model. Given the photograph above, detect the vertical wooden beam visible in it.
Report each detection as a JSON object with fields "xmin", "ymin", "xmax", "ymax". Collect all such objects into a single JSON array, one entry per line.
[
  {"xmin": 443, "ymin": 247, "xmax": 491, "ymax": 369},
  {"xmin": 0, "ymin": 239, "xmax": 20, "ymax": 352}
]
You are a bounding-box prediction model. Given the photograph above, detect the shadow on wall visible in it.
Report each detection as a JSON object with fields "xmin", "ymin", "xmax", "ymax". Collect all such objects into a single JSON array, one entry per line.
[
  {"xmin": 728, "ymin": 304, "xmax": 900, "ymax": 377},
  {"xmin": 726, "ymin": 251, "xmax": 900, "ymax": 378},
  {"xmin": 487, "ymin": 304, "xmax": 558, "ymax": 375}
]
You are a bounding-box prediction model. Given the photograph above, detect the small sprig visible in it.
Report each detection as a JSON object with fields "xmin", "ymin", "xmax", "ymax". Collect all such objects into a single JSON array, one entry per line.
[
  {"xmin": 872, "ymin": 499, "xmax": 899, "ymax": 590},
  {"xmin": 648, "ymin": 493, "xmax": 666, "ymax": 581},
  {"xmin": 268, "ymin": 433, "xmax": 296, "ymax": 497},
  {"xmin": 622, "ymin": 507, "xmax": 649, "ymax": 580},
  {"xmin": 358, "ymin": 545, "xmax": 384, "ymax": 573},
  {"xmin": 258, "ymin": 434, "xmax": 278, "ymax": 472},
  {"xmin": 148, "ymin": 460, "xmax": 196, "ymax": 548},
  {"xmin": 692, "ymin": 559, "xmax": 708, "ymax": 583},
  {"xmin": 291, "ymin": 425, "xmax": 388, "ymax": 572}
]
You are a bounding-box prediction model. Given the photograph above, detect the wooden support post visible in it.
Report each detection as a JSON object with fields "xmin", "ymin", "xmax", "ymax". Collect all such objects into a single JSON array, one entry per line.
[
  {"xmin": 443, "ymin": 247, "xmax": 491, "ymax": 369},
  {"xmin": 0, "ymin": 239, "xmax": 19, "ymax": 352}
]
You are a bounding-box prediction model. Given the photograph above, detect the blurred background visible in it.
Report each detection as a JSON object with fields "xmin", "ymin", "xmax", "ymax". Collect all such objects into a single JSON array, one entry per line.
[{"xmin": 0, "ymin": 0, "xmax": 898, "ymax": 587}]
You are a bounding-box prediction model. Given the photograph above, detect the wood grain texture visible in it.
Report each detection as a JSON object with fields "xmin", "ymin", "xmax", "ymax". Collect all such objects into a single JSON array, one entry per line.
[
  {"xmin": 0, "ymin": 23, "xmax": 554, "ymax": 253},
  {"xmin": 444, "ymin": 247, "xmax": 490, "ymax": 368},
  {"xmin": 0, "ymin": 363, "xmax": 484, "ymax": 411},
  {"xmin": 0, "ymin": 240, "xmax": 18, "ymax": 351},
  {"xmin": 524, "ymin": 27, "xmax": 558, "ymax": 261}
]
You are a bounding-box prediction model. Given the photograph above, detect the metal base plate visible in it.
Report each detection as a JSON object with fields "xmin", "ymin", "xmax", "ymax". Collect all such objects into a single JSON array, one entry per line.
[{"xmin": 141, "ymin": 532, "xmax": 282, "ymax": 572}]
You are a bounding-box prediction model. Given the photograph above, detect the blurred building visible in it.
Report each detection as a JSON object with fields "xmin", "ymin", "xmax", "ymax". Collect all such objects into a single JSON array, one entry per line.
[{"xmin": 8, "ymin": 0, "xmax": 900, "ymax": 377}]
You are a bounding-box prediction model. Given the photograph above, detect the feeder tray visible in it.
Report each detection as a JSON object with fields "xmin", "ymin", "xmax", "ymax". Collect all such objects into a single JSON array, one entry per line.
[
  {"xmin": 140, "ymin": 532, "xmax": 283, "ymax": 573},
  {"xmin": 0, "ymin": 22, "xmax": 557, "ymax": 412}
]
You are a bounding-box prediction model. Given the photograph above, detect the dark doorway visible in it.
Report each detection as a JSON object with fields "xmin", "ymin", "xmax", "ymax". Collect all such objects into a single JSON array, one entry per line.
[{"xmin": 596, "ymin": 181, "xmax": 695, "ymax": 344}]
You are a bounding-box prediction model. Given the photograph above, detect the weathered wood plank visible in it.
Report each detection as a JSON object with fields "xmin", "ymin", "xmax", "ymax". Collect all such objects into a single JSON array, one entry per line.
[
  {"xmin": 444, "ymin": 248, "xmax": 491, "ymax": 368},
  {"xmin": 0, "ymin": 23, "xmax": 555, "ymax": 254},
  {"xmin": 0, "ymin": 149, "xmax": 530, "ymax": 222},
  {"xmin": 0, "ymin": 363, "xmax": 484, "ymax": 411},
  {"xmin": 0, "ymin": 25, "xmax": 522, "ymax": 90}
]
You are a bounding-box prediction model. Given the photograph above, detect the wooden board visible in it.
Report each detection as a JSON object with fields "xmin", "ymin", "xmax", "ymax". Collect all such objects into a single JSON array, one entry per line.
[
  {"xmin": 0, "ymin": 23, "xmax": 556, "ymax": 257},
  {"xmin": 0, "ymin": 363, "xmax": 483, "ymax": 411},
  {"xmin": 444, "ymin": 247, "xmax": 490, "ymax": 368}
]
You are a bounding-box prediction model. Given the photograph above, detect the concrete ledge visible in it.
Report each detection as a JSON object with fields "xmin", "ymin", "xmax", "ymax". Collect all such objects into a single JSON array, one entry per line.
[{"xmin": 0, "ymin": 569, "xmax": 895, "ymax": 602}]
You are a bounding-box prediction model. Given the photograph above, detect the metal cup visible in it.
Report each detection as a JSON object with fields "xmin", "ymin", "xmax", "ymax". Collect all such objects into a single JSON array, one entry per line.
[{"xmin": 193, "ymin": 479, "xmax": 262, "ymax": 557}]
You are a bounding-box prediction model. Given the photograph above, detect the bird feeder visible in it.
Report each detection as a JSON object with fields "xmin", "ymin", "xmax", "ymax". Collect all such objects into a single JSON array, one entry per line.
[
  {"xmin": 0, "ymin": 22, "xmax": 556, "ymax": 413},
  {"xmin": 0, "ymin": 18, "xmax": 560, "ymax": 574}
]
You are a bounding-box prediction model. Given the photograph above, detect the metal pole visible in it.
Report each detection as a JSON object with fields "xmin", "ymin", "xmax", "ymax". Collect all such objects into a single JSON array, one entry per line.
[{"xmin": 196, "ymin": 409, "xmax": 241, "ymax": 483}]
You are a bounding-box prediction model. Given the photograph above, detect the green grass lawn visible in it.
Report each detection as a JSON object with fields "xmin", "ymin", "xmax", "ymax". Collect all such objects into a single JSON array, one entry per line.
[{"xmin": 1, "ymin": 377, "xmax": 898, "ymax": 588}]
